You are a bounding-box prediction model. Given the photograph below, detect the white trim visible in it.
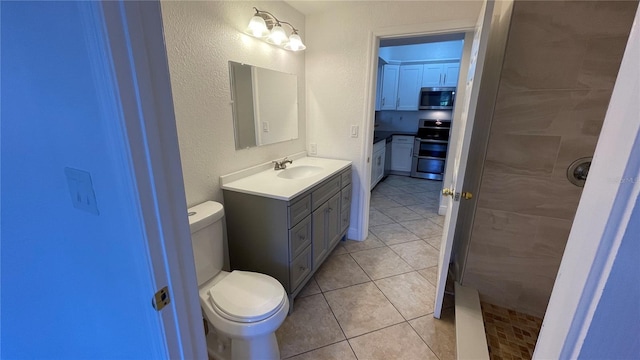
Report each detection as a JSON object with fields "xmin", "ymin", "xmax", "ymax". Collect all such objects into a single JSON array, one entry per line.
[
  {"xmin": 359, "ymin": 19, "xmax": 477, "ymax": 241},
  {"xmin": 534, "ymin": 6, "xmax": 640, "ymax": 358},
  {"xmin": 101, "ymin": 2, "xmax": 207, "ymax": 358}
]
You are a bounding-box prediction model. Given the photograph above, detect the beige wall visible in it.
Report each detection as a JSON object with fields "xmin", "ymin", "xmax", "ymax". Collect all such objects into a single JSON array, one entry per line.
[
  {"xmin": 463, "ymin": 0, "xmax": 638, "ymax": 317},
  {"xmin": 304, "ymin": 1, "xmax": 482, "ymax": 239},
  {"xmin": 161, "ymin": 1, "xmax": 306, "ymax": 207}
]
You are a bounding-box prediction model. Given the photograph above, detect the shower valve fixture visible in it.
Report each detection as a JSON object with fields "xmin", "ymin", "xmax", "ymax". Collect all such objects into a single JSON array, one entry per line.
[{"xmin": 246, "ymin": 7, "xmax": 306, "ymax": 51}]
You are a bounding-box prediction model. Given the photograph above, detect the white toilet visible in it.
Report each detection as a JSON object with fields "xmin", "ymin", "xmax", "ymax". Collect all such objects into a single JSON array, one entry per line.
[{"xmin": 188, "ymin": 201, "xmax": 289, "ymax": 360}]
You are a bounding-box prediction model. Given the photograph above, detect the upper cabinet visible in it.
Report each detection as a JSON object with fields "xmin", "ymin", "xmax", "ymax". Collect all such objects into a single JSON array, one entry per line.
[
  {"xmin": 396, "ymin": 65, "xmax": 423, "ymax": 111},
  {"xmin": 377, "ymin": 64, "xmax": 423, "ymax": 111},
  {"xmin": 421, "ymin": 62, "xmax": 460, "ymax": 87},
  {"xmin": 379, "ymin": 64, "xmax": 399, "ymax": 110},
  {"xmin": 376, "ymin": 61, "xmax": 460, "ymax": 111}
]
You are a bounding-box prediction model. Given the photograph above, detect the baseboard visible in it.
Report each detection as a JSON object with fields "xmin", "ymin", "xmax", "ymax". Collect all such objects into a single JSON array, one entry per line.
[
  {"xmin": 439, "ymin": 203, "xmax": 447, "ymax": 216},
  {"xmin": 455, "ymin": 282, "xmax": 489, "ymax": 360}
]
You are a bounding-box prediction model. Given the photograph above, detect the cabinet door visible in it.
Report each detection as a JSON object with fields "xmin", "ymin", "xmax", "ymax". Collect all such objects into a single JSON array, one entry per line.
[
  {"xmin": 375, "ymin": 60, "xmax": 384, "ymax": 111},
  {"xmin": 443, "ymin": 63, "xmax": 460, "ymax": 87},
  {"xmin": 396, "ymin": 65, "xmax": 423, "ymax": 111},
  {"xmin": 312, "ymin": 202, "xmax": 328, "ymax": 267},
  {"xmin": 371, "ymin": 149, "xmax": 384, "ymax": 189},
  {"xmin": 327, "ymin": 193, "xmax": 341, "ymax": 250},
  {"xmin": 391, "ymin": 136, "xmax": 414, "ymax": 172},
  {"xmin": 421, "ymin": 64, "xmax": 444, "ymax": 87},
  {"xmin": 380, "ymin": 64, "xmax": 399, "ymax": 110}
]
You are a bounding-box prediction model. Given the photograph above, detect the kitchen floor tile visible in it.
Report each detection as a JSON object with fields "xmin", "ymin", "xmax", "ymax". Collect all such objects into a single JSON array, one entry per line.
[
  {"xmin": 429, "ymin": 215, "xmax": 446, "ymax": 227},
  {"xmin": 350, "ymin": 247, "xmax": 413, "ymax": 280},
  {"xmin": 369, "ymin": 209, "xmax": 395, "ymax": 226},
  {"xmin": 348, "ymin": 322, "xmax": 438, "ymax": 360},
  {"xmin": 400, "ymin": 218, "xmax": 444, "ymax": 239},
  {"xmin": 379, "ymin": 206, "xmax": 423, "ymax": 222},
  {"xmin": 370, "ymin": 195, "xmax": 403, "ymax": 210},
  {"xmin": 276, "ymin": 294, "xmax": 345, "ymax": 359},
  {"xmin": 324, "ymin": 282, "xmax": 404, "ymax": 338},
  {"xmin": 424, "ymin": 235, "xmax": 443, "ymax": 250},
  {"xmin": 407, "ymin": 203, "xmax": 441, "ymax": 218},
  {"xmin": 369, "ymin": 222, "xmax": 420, "ymax": 245}
]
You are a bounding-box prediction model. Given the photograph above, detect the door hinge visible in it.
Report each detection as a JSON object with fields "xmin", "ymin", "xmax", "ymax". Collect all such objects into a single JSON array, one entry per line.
[{"xmin": 152, "ymin": 286, "xmax": 170, "ymax": 311}]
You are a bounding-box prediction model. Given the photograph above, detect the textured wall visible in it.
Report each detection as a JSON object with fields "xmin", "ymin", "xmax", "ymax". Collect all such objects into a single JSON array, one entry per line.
[
  {"xmin": 463, "ymin": 0, "xmax": 638, "ymax": 317},
  {"xmin": 160, "ymin": 1, "xmax": 306, "ymax": 206},
  {"xmin": 304, "ymin": 1, "xmax": 482, "ymax": 239}
]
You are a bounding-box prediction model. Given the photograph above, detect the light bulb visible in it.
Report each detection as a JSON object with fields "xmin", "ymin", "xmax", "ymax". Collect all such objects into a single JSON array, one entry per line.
[
  {"xmin": 246, "ymin": 15, "xmax": 268, "ymax": 38},
  {"xmin": 284, "ymin": 33, "xmax": 306, "ymax": 51},
  {"xmin": 266, "ymin": 24, "xmax": 288, "ymax": 46}
]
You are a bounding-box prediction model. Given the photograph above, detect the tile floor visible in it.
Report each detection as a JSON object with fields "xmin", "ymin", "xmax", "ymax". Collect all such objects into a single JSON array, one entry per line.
[
  {"xmin": 276, "ymin": 175, "xmax": 456, "ymax": 360},
  {"xmin": 481, "ymin": 302, "xmax": 543, "ymax": 360}
]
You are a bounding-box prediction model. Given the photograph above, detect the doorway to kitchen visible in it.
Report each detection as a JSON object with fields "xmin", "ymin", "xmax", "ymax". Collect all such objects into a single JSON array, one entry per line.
[{"xmin": 370, "ymin": 33, "xmax": 467, "ymax": 232}]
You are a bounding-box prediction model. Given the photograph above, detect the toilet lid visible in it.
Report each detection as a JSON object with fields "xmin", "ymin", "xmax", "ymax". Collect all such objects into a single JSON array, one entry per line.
[{"xmin": 208, "ymin": 271, "xmax": 286, "ymax": 323}]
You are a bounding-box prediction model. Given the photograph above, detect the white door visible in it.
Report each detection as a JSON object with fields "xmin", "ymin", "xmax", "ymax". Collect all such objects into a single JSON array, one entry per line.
[
  {"xmin": 432, "ymin": 0, "xmax": 496, "ymax": 318},
  {"xmin": 2, "ymin": 1, "xmax": 206, "ymax": 357}
]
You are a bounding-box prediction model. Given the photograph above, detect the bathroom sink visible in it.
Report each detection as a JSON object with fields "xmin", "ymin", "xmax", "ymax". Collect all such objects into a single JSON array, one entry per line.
[{"xmin": 277, "ymin": 165, "xmax": 324, "ymax": 180}]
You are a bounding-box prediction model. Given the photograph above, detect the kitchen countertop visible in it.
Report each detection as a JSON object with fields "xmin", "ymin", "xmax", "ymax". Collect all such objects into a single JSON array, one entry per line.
[
  {"xmin": 220, "ymin": 156, "xmax": 352, "ymax": 201},
  {"xmin": 373, "ymin": 130, "xmax": 417, "ymax": 144}
]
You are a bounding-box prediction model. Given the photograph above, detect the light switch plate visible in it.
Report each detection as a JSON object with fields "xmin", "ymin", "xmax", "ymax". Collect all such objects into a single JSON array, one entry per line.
[
  {"xmin": 309, "ymin": 143, "xmax": 317, "ymax": 155},
  {"xmin": 262, "ymin": 121, "xmax": 270, "ymax": 132},
  {"xmin": 351, "ymin": 125, "xmax": 359, "ymax": 138},
  {"xmin": 64, "ymin": 167, "xmax": 99, "ymax": 215}
]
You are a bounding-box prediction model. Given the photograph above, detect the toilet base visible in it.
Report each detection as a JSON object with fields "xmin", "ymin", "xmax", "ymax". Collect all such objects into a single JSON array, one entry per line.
[{"xmin": 205, "ymin": 325, "xmax": 280, "ymax": 360}]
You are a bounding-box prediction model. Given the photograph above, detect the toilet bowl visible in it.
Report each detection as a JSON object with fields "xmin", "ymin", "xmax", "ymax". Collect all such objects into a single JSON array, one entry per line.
[{"xmin": 188, "ymin": 201, "xmax": 289, "ymax": 360}]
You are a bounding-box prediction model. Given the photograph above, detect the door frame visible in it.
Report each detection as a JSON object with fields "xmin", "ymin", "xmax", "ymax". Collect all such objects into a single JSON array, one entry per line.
[
  {"xmin": 100, "ymin": 2, "xmax": 207, "ymax": 358},
  {"xmin": 360, "ymin": 19, "xmax": 478, "ymax": 241}
]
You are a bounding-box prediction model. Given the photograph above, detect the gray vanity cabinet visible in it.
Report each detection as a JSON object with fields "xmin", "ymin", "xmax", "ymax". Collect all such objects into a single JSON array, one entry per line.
[{"xmin": 223, "ymin": 166, "xmax": 352, "ymax": 306}]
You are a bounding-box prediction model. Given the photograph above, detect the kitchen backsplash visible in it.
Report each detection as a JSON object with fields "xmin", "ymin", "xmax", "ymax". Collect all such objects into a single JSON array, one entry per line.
[{"xmin": 375, "ymin": 110, "xmax": 453, "ymax": 132}]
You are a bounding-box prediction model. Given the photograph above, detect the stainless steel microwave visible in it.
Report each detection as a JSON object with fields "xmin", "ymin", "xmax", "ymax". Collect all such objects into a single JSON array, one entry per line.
[{"xmin": 419, "ymin": 87, "xmax": 456, "ymax": 110}]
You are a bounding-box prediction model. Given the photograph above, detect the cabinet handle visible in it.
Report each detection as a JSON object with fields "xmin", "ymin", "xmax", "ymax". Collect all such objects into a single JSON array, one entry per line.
[
  {"xmin": 439, "ymin": 74, "xmax": 442, "ymax": 84},
  {"xmin": 382, "ymin": 97, "xmax": 385, "ymax": 106},
  {"xmin": 396, "ymin": 98, "xmax": 399, "ymax": 107},
  {"xmin": 299, "ymin": 265, "xmax": 307, "ymax": 272},
  {"xmin": 443, "ymin": 74, "xmax": 447, "ymax": 84}
]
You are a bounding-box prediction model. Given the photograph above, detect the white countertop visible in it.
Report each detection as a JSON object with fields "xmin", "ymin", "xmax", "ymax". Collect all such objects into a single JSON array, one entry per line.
[{"xmin": 220, "ymin": 156, "xmax": 352, "ymax": 201}]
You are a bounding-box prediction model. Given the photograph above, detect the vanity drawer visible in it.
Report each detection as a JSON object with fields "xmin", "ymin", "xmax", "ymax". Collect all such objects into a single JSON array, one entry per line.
[
  {"xmin": 312, "ymin": 174, "xmax": 341, "ymax": 210},
  {"xmin": 341, "ymin": 183, "xmax": 352, "ymax": 212},
  {"xmin": 288, "ymin": 194, "xmax": 311, "ymax": 228},
  {"xmin": 341, "ymin": 168, "xmax": 352, "ymax": 187},
  {"xmin": 290, "ymin": 246, "xmax": 312, "ymax": 292},
  {"xmin": 289, "ymin": 215, "xmax": 311, "ymax": 261}
]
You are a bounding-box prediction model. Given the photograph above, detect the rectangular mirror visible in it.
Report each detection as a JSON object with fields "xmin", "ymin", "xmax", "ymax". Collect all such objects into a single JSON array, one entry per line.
[{"xmin": 229, "ymin": 61, "xmax": 299, "ymax": 149}]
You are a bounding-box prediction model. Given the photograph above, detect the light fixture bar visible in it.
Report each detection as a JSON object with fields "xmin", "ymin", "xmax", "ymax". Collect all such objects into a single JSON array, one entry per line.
[{"xmin": 245, "ymin": 7, "xmax": 306, "ymax": 52}]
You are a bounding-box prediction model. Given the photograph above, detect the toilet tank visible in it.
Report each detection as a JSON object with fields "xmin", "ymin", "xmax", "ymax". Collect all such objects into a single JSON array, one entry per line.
[{"xmin": 187, "ymin": 201, "xmax": 225, "ymax": 286}]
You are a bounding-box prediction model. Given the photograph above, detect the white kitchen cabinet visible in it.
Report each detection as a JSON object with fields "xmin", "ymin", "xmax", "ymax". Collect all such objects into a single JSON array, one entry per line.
[
  {"xmin": 421, "ymin": 62, "xmax": 460, "ymax": 87},
  {"xmin": 378, "ymin": 64, "xmax": 424, "ymax": 111},
  {"xmin": 391, "ymin": 135, "xmax": 414, "ymax": 174},
  {"xmin": 375, "ymin": 59, "xmax": 384, "ymax": 111},
  {"xmin": 371, "ymin": 140, "xmax": 386, "ymax": 189},
  {"xmin": 379, "ymin": 64, "xmax": 399, "ymax": 110},
  {"xmin": 396, "ymin": 65, "xmax": 423, "ymax": 111}
]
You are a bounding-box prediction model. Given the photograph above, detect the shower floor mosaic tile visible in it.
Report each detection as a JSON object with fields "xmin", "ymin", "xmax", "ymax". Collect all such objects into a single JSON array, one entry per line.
[{"xmin": 481, "ymin": 302, "xmax": 543, "ymax": 360}]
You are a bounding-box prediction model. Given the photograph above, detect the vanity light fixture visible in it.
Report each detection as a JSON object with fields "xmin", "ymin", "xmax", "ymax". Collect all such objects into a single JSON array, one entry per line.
[{"xmin": 245, "ymin": 7, "xmax": 306, "ymax": 52}]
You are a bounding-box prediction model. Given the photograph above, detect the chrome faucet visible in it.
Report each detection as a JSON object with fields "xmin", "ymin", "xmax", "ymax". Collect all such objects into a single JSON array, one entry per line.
[{"xmin": 273, "ymin": 157, "xmax": 293, "ymax": 170}]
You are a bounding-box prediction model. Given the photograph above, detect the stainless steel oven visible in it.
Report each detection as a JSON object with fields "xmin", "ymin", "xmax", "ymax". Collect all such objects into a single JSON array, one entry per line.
[{"xmin": 411, "ymin": 119, "xmax": 451, "ymax": 180}]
